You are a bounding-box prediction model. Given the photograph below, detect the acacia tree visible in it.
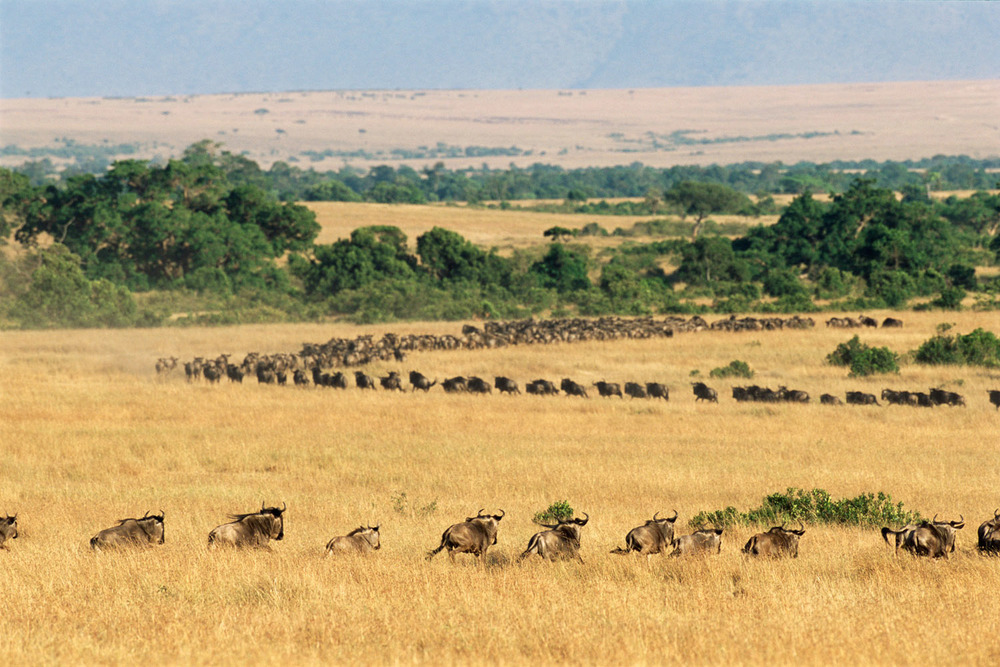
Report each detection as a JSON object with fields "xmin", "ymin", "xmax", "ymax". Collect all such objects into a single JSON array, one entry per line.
[{"xmin": 664, "ymin": 181, "xmax": 752, "ymax": 237}]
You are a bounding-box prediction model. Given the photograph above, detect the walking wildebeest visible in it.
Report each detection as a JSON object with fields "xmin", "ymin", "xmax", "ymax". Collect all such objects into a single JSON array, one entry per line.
[
  {"xmin": 978, "ymin": 509, "xmax": 1000, "ymax": 554},
  {"xmin": 325, "ymin": 524, "xmax": 381, "ymax": 556},
  {"xmin": 819, "ymin": 393, "xmax": 843, "ymax": 405},
  {"xmin": 560, "ymin": 378, "xmax": 588, "ymax": 398},
  {"xmin": 379, "ymin": 371, "xmax": 403, "ymax": 391},
  {"xmin": 623, "ymin": 382, "xmax": 647, "ymax": 399},
  {"xmin": 355, "ymin": 371, "xmax": 376, "ymax": 390},
  {"xmin": 409, "ymin": 371, "xmax": 437, "ymax": 392},
  {"xmin": 526, "ymin": 379, "xmax": 559, "ymax": 396},
  {"xmin": 520, "ymin": 512, "xmax": 590, "ymax": 563},
  {"xmin": 645, "ymin": 382, "xmax": 669, "ymax": 400},
  {"xmin": 0, "ymin": 514, "xmax": 18, "ymax": 548},
  {"xmin": 593, "ymin": 381, "xmax": 623, "ymax": 398},
  {"xmin": 90, "ymin": 511, "xmax": 165, "ymax": 550},
  {"xmin": 881, "ymin": 317, "xmax": 903, "ymax": 327},
  {"xmin": 466, "ymin": 376, "xmax": 492, "ymax": 394},
  {"xmin": 846, "ymin": 391, "xmax": 879, "ymax": 406},
  {"xmin": 610, "ymin": 510, "xmax": 678, "ymax": 559},
  {"xmin": 670, "ymin": 527, "xmax": 724, "ymax": 557},
  {"xmin": 881, "ymin": 515, "xmax": 964, "ymax": 558},
  {"xmin": 743, "ymin": 522, "xmax": 805, "ymax": 558},
  {"xmin": 208, "ymin": 502, "xmax": 286, "ymax": 549},
  {"xmin": 929, "ymin": 387, "xmax": 965, "ymax": 407},
  {"xmin": 988, "ymin": 390, "xmax": 1000, "ymax": 410},
  {"xmin": 442, "ymin": 376, "xmax": 467, "ymax": 393},
  {"xmin": 427, "ymin": 509, "xmax": 505, "ymax": 561},
  {"xmin": 494, "ymin": 376, "xmax": 520, "ymax": 395},
  {"xmin": 691, "ymin": 382, "xmax": 718, "ymax": 403}
]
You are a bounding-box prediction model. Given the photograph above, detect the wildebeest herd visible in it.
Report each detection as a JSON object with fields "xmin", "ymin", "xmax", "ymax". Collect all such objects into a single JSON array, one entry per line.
[{"xmin": 4, "ymin": 507, "xmax": 998, "ymax": 562}]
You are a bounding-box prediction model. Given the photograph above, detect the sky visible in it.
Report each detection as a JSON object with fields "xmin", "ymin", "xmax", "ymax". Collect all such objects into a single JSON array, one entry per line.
[{"xmin": 1, "ymin": 0, "xmax": 998, "ymax": 99}]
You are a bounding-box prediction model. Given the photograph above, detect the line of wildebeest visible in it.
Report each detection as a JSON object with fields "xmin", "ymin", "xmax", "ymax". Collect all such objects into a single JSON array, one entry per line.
[{"xmin": 2, "ymin": 505, "xmax": 998, "ymax": 562}]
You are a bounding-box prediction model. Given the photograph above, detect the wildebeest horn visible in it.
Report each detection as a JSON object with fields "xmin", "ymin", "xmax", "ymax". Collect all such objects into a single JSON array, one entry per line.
[
  {"xmin": 653, "ymin": 510, "xmax": 661, "ymax": 521},
  {"xmin": 952, "ymin": 515, "xmax": 964, "ymax": 528},
  {"xmin": 477, "ymin": 508, "xmax": 486, "ymax": 516},
  {"xmin": 797, "ymin": 519, "xmax": 805, "ymax": 533},
  {"xmin": 496, "ymin": 509, "xmax": 505, "ymax": 519},
  {"xmin": 578, "ymin": 512, "xmax": 589, "ymax": 525},
  {"xmin": 995, "ymin": 508, "xmax": 1000, "ymax": 519},
  {"xmin": 933, "ymin": 513, "xmax": 940, "ymax": 523},
  {"xmin": 669, "ymin": 509, "xmax": 678, "ymax": 521},
  {"xmin": 282, "ymin": 501, "xmax": 287, "ymax": 512}
]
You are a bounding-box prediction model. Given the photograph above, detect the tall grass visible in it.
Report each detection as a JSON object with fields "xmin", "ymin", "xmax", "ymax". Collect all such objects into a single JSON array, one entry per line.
[{"xmin": 1, "ymin": 309, "xmax": 999, "ymax": 664}]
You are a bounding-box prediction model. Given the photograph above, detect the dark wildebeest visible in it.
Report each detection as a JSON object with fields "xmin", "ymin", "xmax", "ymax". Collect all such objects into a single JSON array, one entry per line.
[
  {"xmin": 526, "ymin": 379, "xmax": 559, "ymax": 395},
  {"xmin": 670, "ymin": 528, "xmax": 724, "ymax": 557},
  {"xmin": 859, "ymin": 314, "xmax": 879, "ymax": 328},
  {"xmin": 520, "ymin": 512, "xmax": 590, "ymax": 563},
  {"xmin": 610, "ymin": 510, "xmax": 679, "ymax": 560},
  {"xmin": 226, "ymin": 364, "xmax": 244, "ymax": 383},
  {"xmin": 494, "ymin": 376, "xmax": 520, "ymax": 395},
  {"xmin": 819, "ymin": 393, "xmax": 843, "ymax": 405},
  {"xmin": 203, "ymin": 364, "xmax": 222, "ymax": 384},
  {"xmin": 409, "ymin": 371, "xmax": 437, "ymax": 392},
  {"xmin": 593, "ymin": 381, "xmax": 623, "ymax": 398},
  {"xmin": 623, "ymin": 382, "xmax": 647, "ymax": 399},
  {"xmin": 691, "ymin": 382, "xmax": 718, "ymax": 403},
  {"xmin": 978, "ymin": 509, "xmax": 1000, "ymax": 554},
  {"xmin": 355, "ymin": 371, "xmax": 376, "ymax": 390},
  {"xmin": 0, "ymin": 514, "xmax": 18, "ymax": 548},
  {"xmin": 325, "ymin": 524, "xmax": 381, "ymax": 556},
  {"xmin": 646, "ymin": 383, "xmax": 669, "ymax": 401},
  {"xmin": 929, "ymin": 388, "xmax": 965, "ymax": 407},
  {"xmin": 329, "ymin": 371, "xmax": 349, "ymax": 389},
  {"xmin": 379, "ymin": 371, "xmax": 404, "ymax": 391},
  {"xmin": 846, "ymin": 391, "xmax": 879, "ymax": 406},
  {"xmin": 988, "ymin": 390, "xmax": 1000, "ymax": 410},
  {"xmin": 442, "ymin": 376, "xmax": 467, "ymax": 393},
  {"xmin": 560, "ymin": 378, "xmax": 588, "ymax": 398},
  {"xmin": 292, "ymin": 369, "xmax": 310, "ymax": 386},
  {"xmin": 426, "ymin": 509, "xmax": 505, "ymax": 562},
  {"xmin": 208, "ymin": 502, "xmax": 286, "ymax": 549},
  {"xmin": 466, "ymin": 376, "xmax": 492, "ymax": 394},
  {"xmin": 882, "ymin": 317, "xmax": 904, "ymax": 327},
  {"xmin": 778, "ymin": 386, "xmax": 809, "ymax": 403},
  {"xmin": 90, "ymin": 511, "xmax": 165, "ymax": 550},
  {"xmin": 743, "ymin": 522, "xmax": 806, "ymax": 558},
  {"xmin": 881, "ymin": 515, "xmax": 965, "ymax": 558}
]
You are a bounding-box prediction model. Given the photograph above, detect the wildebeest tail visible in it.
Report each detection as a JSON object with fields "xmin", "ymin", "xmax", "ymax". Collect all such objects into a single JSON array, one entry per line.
[
  {"xmin": 89, "ymin": 535, "xmax": 99, "ymax": 549},
  {"xmin": 519, "ymin": 534, "xmax": 541, "ymax": 560},
  {"xmin": 742, "ymin": 535, "xmax": 757, "ymax": 554},
  {"xmin": 880, "ymin": 527, "xmax": 895, "ymax": 546},
  {"xmin": 609, "ymin": 546, "xmax": 630, "ymax": 555}
]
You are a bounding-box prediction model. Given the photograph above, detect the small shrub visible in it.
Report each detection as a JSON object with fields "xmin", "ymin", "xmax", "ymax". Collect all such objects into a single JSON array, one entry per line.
[
  {"xmin": 913, "ymin": 327, "xmax": 1000, "ymax": 367},
  {"xmin": 533, "ymin": 500, "xmax": 573, "ymax": 524},
  {"xmin": 709, "ymin": 360, "xmax": 754, "ymax": 379},
  {"xmin": 826, "ymin": 335, "xmax": 899, "ymax": 376}
]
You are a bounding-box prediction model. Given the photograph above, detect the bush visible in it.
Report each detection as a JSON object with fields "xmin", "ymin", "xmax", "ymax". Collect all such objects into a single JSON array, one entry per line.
[
  {"xmin": 690, "ymin": 488, "xmax": 921, "ymax": 528},
  {"xmin": 533, "ymin": 500, "xmax": 574, "ymax": 524},
  {"xmin": 826, "ymin": 335, "xmax": 899, "ymax": 376},
  {"xmin": 709, "ymin": 360, "xmax": 754, "ymax": 379},
  {"xmin": 914, "ymin": 327, "xmax": 1000, "ymax": 367}
]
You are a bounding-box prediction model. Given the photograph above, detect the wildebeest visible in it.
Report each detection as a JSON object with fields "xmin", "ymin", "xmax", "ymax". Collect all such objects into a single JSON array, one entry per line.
[
  {"xmin": 988, "ymin": 390, "xmax": 1000, "ymax": 410},
  {"xmin": 670, "ymin": 527, "xmax": 724, "ymax": 557},
  {"xmin": 90, "ymin": 511, "xmax": 165, "ymax": 550},
  {"xmin": 466, "ymin": 376, "xmax": 492, "ymax": 394},
  {"xmin": 623, "ymin": 382, "xmax": 647, "ymax": 399},
  {"xmin": 881, "ymin": 515, "xmax": 965, "ymax": 558},
  {"xmin": 560, "ymin": 378, "xmax": 588, "ymax": 398},
  {"xmin": 593, "ymin": 381, "xmax": 623, "ymax": 398},
  {"xmin": 208, "ymin": 502, "xmax": 286, "ymax": 548},
  {"xmin": 819, "ymin": 393, "xmax": 843, "ymax": 405},
  {"xmin": 0, "ymin": 513, "xmax": 18, "ymax": 548},
  {"xmin": 742, "ymin": 522, "xmax": 805, "ymax": 558},
  {"xmin": 526, "ymin": 379, "xmax": 559, "ymax": 396},
  {"xmin": 427, "ymin": 509, "xmax": 505, "ymax": 561},
  {"xmin": 155, "ymin": 356, "xmax": 178, "ymax": 375},
  {"xmin": 691, "ymin": 382, "xmax": 718, "ymax": 403},
  {"xmin": 978, "ymin": 509, "xmax": 1000, "ymax": 554},
  {"xmin": 325, "ymin": 524, "xmax": 381, "ymax": 556},
  {"xmin": 778, "ymin": 386, "xmax": 809, "ymax": 403},
  {"xmin": 929, "ymin": 387, "xmax": 965, "ymax": 407},
  {"xmin": 379, "ymin": 371, "xmax": 404, "ymax": 391},
  {"xmin": 610, "ymin": 510, "xmax": 678, "ymax": 559},
  {"xmin": 882, "ymin": 317, "xmax": 904, "ymax": 327},
  {"xmin": 645, "ymin": 383, "xmax": 669, "ymax": 400},
  {"xmin": 442, "ymin": 376, "xmax": 467, "ymax": 393},
  {"xmin": 329, "ymin": 371, "xmax": 349, "ymax": 389},
  {"xmin": 859, "ymin": 314, "xmax": 878, "ymax": 327},
  {"xmin": 520, "ymin": 512, "xmax": 589, "ymax": 562},
  {"xmin": 409, "ymin": 371, "xmax": 437, "ymax": 392},
  {"xmin": 494, "ymin": 376, "xmax": 520, "ymax": 395},
  {"xmin": 846, "ymin": 391, "xmax": 879, "ymax": 406},
  {"xmin": 292, "ymin": 369, "xmax": 310, "ymax": 386},
  {"xmin": 355, "ymin": 371, "xmax": 376, "ymax": 390}
]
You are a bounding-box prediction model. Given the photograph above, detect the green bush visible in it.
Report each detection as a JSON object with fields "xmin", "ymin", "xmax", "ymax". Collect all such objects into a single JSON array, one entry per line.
[
  {"xmin": 914, "ymin": 327, "xmax": 1000, "ymax": 367},
  {"xmin": 826, "ymin": 335, "xmax": 899, "ymax": 376},
  {"xmin": 533, "ymin": 500, "xmax": 574, "ymax": 524},
  {"xmin": 690, "ymin": 488, "xmax": 921, "ymax": 528},
  {"xmin": 709, "ymin": 360, "xmax": 754, "ymax": 379}
]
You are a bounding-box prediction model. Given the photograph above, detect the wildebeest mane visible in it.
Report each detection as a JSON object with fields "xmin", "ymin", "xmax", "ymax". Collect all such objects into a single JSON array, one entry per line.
[{"xmin": 346, "ymin": 525, "xmax": 368, "ymax": 537}]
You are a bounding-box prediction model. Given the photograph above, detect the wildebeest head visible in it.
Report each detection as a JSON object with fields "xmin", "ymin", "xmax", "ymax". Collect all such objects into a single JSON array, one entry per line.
[
  {"xmin": 743, "ymin": 521, "xmax": 805, "ymax": 558},
  {"xmin": 0, "ymin": 513, "xmax": 19, "ymax": 547},
  {"xmin": 978, "ymin": 509, "xmax": 1000, "ymax": 553}
]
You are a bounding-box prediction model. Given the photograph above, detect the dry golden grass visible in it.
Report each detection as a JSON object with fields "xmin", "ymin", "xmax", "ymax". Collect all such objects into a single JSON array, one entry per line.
[{"xmin": 2, "ymin": 309, "xmax": 1000, "ymax": 664}]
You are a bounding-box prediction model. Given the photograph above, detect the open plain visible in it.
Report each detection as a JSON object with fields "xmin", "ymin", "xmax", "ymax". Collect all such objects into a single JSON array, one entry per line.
[{"xmin": 2, "ymin": 309, "xmax": 999, "ymax": 664}]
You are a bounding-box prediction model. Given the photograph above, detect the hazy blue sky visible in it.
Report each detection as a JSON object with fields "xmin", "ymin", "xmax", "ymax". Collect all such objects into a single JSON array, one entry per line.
[{"xmin": 2, "ymin": 0, "xmax": 998, "ymax": 98}]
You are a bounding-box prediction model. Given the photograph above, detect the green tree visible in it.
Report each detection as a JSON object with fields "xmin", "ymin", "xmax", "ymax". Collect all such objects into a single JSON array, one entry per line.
[
  {"xmin": 664, "ymin": 181, "xmax": 753, "ymax": 237},
  {"xmin": 530, "ymin": 243, "xmax": 591, "ymax": 292}
]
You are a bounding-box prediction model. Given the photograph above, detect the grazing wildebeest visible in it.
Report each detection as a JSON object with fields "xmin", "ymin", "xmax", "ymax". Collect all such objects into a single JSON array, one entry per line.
[
  {"xmin": 623, "ymin": 382, "xmax": 647, "ymax": 399},
  {"xmin": 610, "ymin": 510, "xmax": 678, "ymax": 559},
  {"xmin": 208, "ymin": 502, "xmax": 286, "ymax": 549},
  {"xmin": 90, "ymin": 511, "xmax": 165, "ymax": 550},
  {"xmin": 645, "ymin": 383, "xmax": 669, "ymax": 401},
  {"xmin": 846, "ymin": 391, "xmax": 879, "ymax": 406},
  {"xmin": 882, "ymin": 515, "xmax": 964, "ymax": 558},
  {"xmin": 0, "ymin": 514, "xmax": 18, "ymax": 548},
  {"xmin": 670, "ymin": 527, "xmax": 724, "ymax": 557},
  {"xmin": 442, "ymin": 376, "xmax": 467, "ymax": 393},
  {"xmin": 409, "ymin": 371, "xmax": 437, "ymax": 392},
  {"xmin": 293, "ymin": 369, "xmax": 310, "ymax": 386},
  {"xmin": 520, "ymin": 512, "xmax": 590, "ymax": 563},
  {"xmin": 743, "ymin": 522, "xmax": 805, "ymax": 558},
  {"xmin": 691, "ymin": 382, "xmax": 718, "ymax": 403},
  {"xmin": 988, "ymin": 390, "xmax": 1000, "ymax": 410},
  {"xmin": 560, "ymin": 378, "xmax": 588, "ymax": 398},
  {"xmin": 929, "ymin": 387, "xmax": 965, "ymax": 407},
  {"xmin": 466, "ymin": 376, "xmax": 492, "ymax": 394},
  {"xmin": 494, "ymin": 376, "xmax": 520, "ymax": 395},
  {"xmin": 426, "ymin": 509, "xmax": 505, "ymax": 561},
  {"xmin": 526, "ymin": 379, "xmax": 560, "ymax": 396},
  {"xmin": 978, "ymin": 509, "xmax": 1000, "ymax": 554},
  {"xmin": 593, "ymin": 381, "xmax": 623, "ymax": 398},
  {"xmin": 325, "ymin": 524, "xmax": 381, "ymax": 556},
  {"xmin": 881, "ymin": 317, "xmax": 903, "ymax": 327},
  {"xmin": 379, "ymin": 371, "xmax": 404, "ymax": 391},
  {"xmin": 819, "ymin": 393, "xmax": 843, "ymax": 405},
  {"xmin": 355, "ymin": 371, "xmax": 376, "ymax": 390}
]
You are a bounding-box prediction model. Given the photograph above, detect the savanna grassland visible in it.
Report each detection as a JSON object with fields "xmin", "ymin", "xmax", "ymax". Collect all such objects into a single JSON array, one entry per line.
[{"xmin": 2, "ymin": 309, "xmax": 1000, "ymax": 665}]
